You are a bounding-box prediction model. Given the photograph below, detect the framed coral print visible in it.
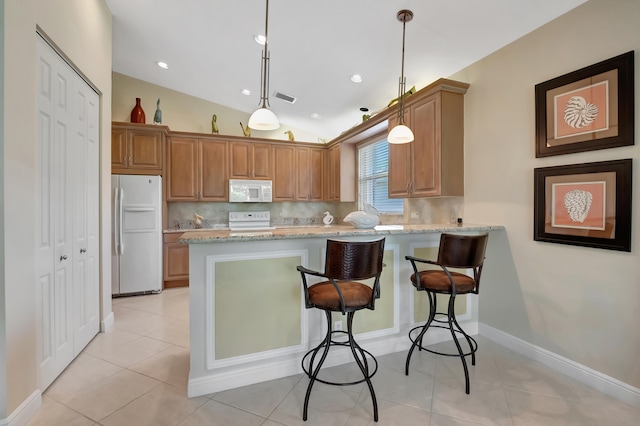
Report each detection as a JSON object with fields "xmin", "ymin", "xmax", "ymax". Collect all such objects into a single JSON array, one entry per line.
[
  {"xmin": 534, "ymin": 159, "xmax": 632, "ymax": 251},
  {"xmin": 535, "ymin": 51, "xmax": 634, "ymax": 157}
]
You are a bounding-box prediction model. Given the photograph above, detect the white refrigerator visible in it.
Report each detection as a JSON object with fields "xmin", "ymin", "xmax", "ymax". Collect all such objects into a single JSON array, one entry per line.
[{"xmin": 112, "ymin": 175, "xmax": 162, "ymax": 296}]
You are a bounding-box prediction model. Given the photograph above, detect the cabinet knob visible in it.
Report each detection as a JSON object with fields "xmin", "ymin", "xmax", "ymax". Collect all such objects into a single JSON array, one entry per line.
[
  {"xmin": 80, "ymin": 248, "xmax": 87, "ymax": 253},
  {"xmin": 60, "ymin": 255, "xmax": 68, "ymax": 261}
]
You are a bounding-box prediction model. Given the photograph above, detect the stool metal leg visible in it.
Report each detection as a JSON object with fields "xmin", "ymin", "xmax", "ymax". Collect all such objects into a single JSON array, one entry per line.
[
  {"xmin": 447, "ymin": 294, "xmax": 471, "ymax": 394},
  {"xmin": 303, "ymin": 311, "xmax": 333, "ymax": 421},
  {"xmin": 405, "ymin": 291, "xmax": 437, "ymax": 375},
  {"xmin": 347, "ymin": 312, "xmax": 378, "ymax": 422}
]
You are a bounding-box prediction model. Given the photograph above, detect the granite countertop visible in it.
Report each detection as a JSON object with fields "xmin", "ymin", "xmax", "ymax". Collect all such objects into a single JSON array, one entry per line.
[{"xmin": 177, "ymin": 223, "xmax": 503, "ymax": 244}]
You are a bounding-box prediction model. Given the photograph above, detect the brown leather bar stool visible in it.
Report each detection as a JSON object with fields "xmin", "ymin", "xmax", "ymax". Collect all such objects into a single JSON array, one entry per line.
[
  {"xmin": 405, "ymin": 233, "xmax": 488, "ymax": 394},
  {"xmin": 297, "ymin": 238, "xmax": 385, "ymax": 422}
]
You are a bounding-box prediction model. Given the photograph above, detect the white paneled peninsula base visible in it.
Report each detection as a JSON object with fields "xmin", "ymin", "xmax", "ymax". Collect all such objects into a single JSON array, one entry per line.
[{"xmin": 179, "ymin": 224, "xmax": 502, "ymax": 398}]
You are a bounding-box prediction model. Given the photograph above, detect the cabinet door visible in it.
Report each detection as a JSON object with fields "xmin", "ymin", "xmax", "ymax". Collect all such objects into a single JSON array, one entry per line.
[
  {"xmin": 128, "ymin": 129, "xmax": 163, "ymax": 171},
  {"xmin": 111, "ymin": 128, "xmax": 127, "ymax": 169},
  {"xmin": 273, "ymin": 145, "xmax": 296, "ymax": 201},
  {"xmin": 163, "ymin": 233, "xmax": 189, "ymax": 288},
  {"xmin": 200, "ymin": 139, "xmax": 228, "ymax": 201},
  {"xmin": 252, "ymin": 143, "xmax": 272, "ymax": 179},
  {"xmin": 326, "ymin": 144, "xmax": 341, "ymax": 201},
  {"xmin": 295, "ymin": 147, "xmax": 310, "ymax": 200},
  {"xmin": 163, "ymin": 243, "xmax": 190, "ymax": 280},
  {"xmin": 229, "ymin": 142, "xmax": 251, "ymax": 179},
  {"xmin": 309, "ymin": 148, "xmax": 324, "ymax": 201},
  {"xmin": 410, "ymin": 96, "xmax": 440, "ymax": 197},
  {"xmin": 167, "ymin": 137, "xmax": 198, "ymax": 200}
]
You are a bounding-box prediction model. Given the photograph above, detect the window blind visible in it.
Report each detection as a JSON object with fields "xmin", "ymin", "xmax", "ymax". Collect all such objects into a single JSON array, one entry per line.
[{"xmin": 358, "ymin": 139, "xmax": 403, "ymax": 213}]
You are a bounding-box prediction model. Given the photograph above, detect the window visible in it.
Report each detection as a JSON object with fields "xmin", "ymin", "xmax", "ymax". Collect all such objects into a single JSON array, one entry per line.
[{"xmin": 358, "ymin": 138, "xmax": 403, "ymax": 213}]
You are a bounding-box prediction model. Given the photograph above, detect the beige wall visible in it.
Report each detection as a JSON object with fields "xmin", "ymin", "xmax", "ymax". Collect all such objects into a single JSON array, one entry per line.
[
  {"xmin": 452, "ymin": 0, "xmax": 640, "ymax": 387},
  {"xmin": 113, "ymin": 72, "xmax": 321, "ymax": 143},
  {"xmin": 1, "ymin": 0, "xmax": 112, "ymax": 417}
]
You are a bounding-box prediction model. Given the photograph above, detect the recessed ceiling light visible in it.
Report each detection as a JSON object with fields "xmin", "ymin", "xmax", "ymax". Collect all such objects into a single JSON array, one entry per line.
[
  {"xmin": 156, "ymin": 61, "xmax": 169, "ymax": 69},
  {"xmin": 310, "ymin": 113, "xmax": 322, "ymax": 120},
  {"xmin": 240, "ymin": 89, "xmax": 251, "ymax": 96},
  {"xmin": 350, "ymin": 74, "xmax": 363, "ymax": 83},
  {"xmin": 254, "ymin": 35, "xmax": 266, "ymax": 45}
]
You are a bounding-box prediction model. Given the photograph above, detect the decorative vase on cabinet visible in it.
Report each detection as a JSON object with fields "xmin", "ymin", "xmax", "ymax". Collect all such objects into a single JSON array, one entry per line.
[{"xmin": 130, "ymin": 97, "xmax": 146, "ymax": 123}]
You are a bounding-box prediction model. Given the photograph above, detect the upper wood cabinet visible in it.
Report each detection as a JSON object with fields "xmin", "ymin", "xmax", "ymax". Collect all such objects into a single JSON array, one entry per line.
[
  {"xmin": 388, "ymin": 83, "xmax": 466, "ymax": 198},
  {"xmin": 112, "ymin": 122, "xmax": 166, "ymax": 174},
  {"xmin": 167, "ymin": 136, "xmax": 228, "ymax": 201},
  {"xmin": 229, "ymin": 141, "xmax": 272, "ymax": 179},
  {"xmin": 272, "ymin": 145, "xmax": 296, "ymax": 201},
  {"xmin": 324, "ymin": 143, "xmax": 355, "ymax": 202},
  {"xmin": 325, "ymin": 144, "xmax": 341, "ymax": 202},
  {"xmin": 296, "ymin": 147, "xmax": 324, "ymax": 201},
  {"xmin": 272, "ymin": 145, "xmax": 325, "ymax": 202}
]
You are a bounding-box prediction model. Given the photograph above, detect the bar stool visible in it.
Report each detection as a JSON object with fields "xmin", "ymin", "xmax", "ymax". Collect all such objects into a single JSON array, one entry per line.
[
  {"xmin": 405, "ymin": 233, "xmax": 488, "ymax": 394},
  {"xmin": 297, "ymin": 238, "xmax": 385, "ymax": 422}
]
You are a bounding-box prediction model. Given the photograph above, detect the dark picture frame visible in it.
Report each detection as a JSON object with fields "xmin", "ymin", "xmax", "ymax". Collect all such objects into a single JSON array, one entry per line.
[
  {"xmin": 535, "ymin": 51, "xmax": 634, "ymax": 158},
  {"xmin": 534, "ymin": 159, "xmax": 632, "ymax": 252}
]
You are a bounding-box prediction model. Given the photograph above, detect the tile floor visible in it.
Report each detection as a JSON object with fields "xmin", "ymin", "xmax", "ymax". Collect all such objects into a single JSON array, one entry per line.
[{"xmin": 27, "ymin": 287, "xmax": 640, "ymax": 425}]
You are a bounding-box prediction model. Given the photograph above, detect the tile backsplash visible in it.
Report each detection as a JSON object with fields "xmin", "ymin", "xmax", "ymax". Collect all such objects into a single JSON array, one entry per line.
[{"xmin": 167, "ymin": 197, "xmax": 463, "ymax": 230}]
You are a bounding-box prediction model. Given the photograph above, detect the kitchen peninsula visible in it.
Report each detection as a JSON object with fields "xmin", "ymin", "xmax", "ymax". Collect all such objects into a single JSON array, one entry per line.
[{"xmin": 179, "ymin": 223, "xmax": 503, "ymax": 397}]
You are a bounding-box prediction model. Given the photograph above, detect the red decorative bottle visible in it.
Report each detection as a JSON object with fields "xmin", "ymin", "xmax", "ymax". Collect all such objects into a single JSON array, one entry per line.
[{"xmin": 130, "ymin": 98, "xmax": 146, "ymax": 123}]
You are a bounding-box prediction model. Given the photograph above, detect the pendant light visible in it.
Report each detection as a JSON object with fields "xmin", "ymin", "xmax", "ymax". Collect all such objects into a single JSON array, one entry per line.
[
  {"xmin": 248, "ymin": 0, "xmax": 280, "ymax": 130},
  {"xmin": 388, "ymin": 9, "xmax": 414, "ymax": 144}
]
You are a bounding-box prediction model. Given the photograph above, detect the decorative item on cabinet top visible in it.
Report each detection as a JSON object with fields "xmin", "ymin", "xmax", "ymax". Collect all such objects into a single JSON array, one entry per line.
[
  {"xmin": 130, "ymin": 97, "xmax": 145, "ymax": 123},
  {"xmin": 153, "ymin": 98, "xmax": 162, "ymax": 124},
  {"xmin": 211, "ymin": 114, "xmax": 219, "ymax": 134},
  {"xmin": 239, "ymin": 122, "xmax": 251, "ymax": 137}
]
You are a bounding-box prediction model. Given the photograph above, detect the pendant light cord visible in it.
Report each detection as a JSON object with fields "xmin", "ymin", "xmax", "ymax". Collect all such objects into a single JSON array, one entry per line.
[
  {"xmin": 260, "ymin": 0, "xmax": 271, "ymax": 109},
  {"xmin": 397, "ymin": 10, "xmax": 412, "ymax": 126}
]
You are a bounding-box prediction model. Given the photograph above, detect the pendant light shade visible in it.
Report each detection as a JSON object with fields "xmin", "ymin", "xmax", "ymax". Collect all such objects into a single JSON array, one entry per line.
[
  {"xmin": 388, "ymin": 9, "xmax": 414, "ymax": 144},
  {"xmin": 388, "ymin": 123, "xmax": 414, "ymax": 144},
  {"xmin": 249, "ymin": 0, "xmax": 279, "ymax": 130},
  {"xmin": 248, "ymin": 107, "xmax": 279, "ymax": 130}
]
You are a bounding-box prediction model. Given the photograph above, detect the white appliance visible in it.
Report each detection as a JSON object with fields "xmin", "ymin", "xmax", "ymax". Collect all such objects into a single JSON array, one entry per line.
[
  {"xmin": 228, "ymin": 211, "xmax": 275, "ymax": 231},
  {"xmin": 112, "ymin": 175, "xmax": 162, "ymax": 296},
  {"xmin": 229, "ymin": 179, "xmax": 273, "ymax": 202}
]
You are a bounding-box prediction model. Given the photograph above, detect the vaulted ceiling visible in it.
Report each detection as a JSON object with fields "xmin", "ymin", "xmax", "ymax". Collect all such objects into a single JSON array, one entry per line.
[{"xmin": 106, "ymin": 0, "xmax": 586, "ymax": 140}]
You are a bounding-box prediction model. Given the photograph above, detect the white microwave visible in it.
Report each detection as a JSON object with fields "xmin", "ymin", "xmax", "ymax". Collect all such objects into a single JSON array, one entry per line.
[{"xmin": 228, "ymin": 179, "xmax": 273, "ymax": 202}]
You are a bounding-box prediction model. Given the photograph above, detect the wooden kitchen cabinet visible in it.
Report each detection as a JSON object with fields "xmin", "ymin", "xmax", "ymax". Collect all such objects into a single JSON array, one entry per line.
[
  {"xmin": 272, "ymin": 145, "xmax": 324, "ymax": 201},
  {"xmin": 296, "ymin": 146, "xmax": 324, "ymax": 201},
  {"xmin": 325, "ymin": 144, "xmax": 340, "ymax": 201},
  {"xmin": 167, "ymin": 135, "xmax": 228, "ymax": 201},
  {"xmin": 112, "ymin": 122, "xmax": 166, "ymax": 174},
  {"xmin": 388, "ymin": 84, "xmax": 466, "ymax": 198},
  {"xmin": 272, "ymin": 145, "xmax": 296, "ymax": 201},
  {"xmin": 163, "ymin": 233, "xmax": 189, "ymax": 288},
  {"xmin": 229, "ymin": 141, "xmax": 272, "ymax": 179},
  {"xmin": 324, "ymin": 143, "xmax": 354, "ymax": 202}
]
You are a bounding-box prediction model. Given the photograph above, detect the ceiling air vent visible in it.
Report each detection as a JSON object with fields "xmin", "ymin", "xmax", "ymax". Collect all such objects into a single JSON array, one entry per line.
[{"xmin": 274, "ymin": 91, "xmax": 297, "ymax": 104}]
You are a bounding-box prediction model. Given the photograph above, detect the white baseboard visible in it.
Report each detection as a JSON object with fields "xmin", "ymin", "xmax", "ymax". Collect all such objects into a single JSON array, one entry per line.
[
  {"xmin": 479, "ymin": 323, "xmax": 640, "ymax": 409},
  {"xmin": 0, "ymin": 390, "xmax": 41, "ymax": 426},
  {"xmin": 101, "ymin": 311, "xmax": 114, "ymax": 332}
]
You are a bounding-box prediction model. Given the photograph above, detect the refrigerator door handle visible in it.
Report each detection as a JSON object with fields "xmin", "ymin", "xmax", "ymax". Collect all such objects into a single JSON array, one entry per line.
[
  {"xmin": 119, "ymin": 187, "xmax": 125, "ymax": 255},
  {"xmin": 113, "ymin": 186, "xmax": 120, "ymax": 255}
]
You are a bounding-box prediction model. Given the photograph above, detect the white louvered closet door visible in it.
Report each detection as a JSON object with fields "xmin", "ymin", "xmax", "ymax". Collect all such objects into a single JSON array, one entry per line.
[{"xmin": 36, "ymin": 35, "xmax": 100, "ymax": 390}]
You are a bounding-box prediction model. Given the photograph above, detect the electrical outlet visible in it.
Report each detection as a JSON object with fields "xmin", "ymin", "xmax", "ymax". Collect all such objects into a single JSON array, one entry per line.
[
  {"xmin": 334, "ymin": 320, "xmax": 343, "ymax": 331},
  {"xmin": 411, "ymin": 212, "xmax": 419, "ymax": 219}
]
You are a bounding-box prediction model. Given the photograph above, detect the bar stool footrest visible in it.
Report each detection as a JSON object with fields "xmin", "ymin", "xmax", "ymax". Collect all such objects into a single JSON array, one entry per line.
[
  {"xmin": 301, "ymin": 331, "xmax": 378, "ymax": 387},
  {"xmin": 408, "ymin": 324, "xmax": 478, "ymax": 357}
]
